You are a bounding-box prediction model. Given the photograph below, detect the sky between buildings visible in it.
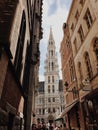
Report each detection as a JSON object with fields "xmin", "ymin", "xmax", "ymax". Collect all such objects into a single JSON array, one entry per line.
[{"xmin": 39, "ymin": 0, "xmax": 72, "ymax": 81}]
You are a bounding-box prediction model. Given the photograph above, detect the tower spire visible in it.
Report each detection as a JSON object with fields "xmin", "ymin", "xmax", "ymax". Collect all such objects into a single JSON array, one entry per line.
[{"xmin": 49, "ymin": 26, "xmax": 53, "ymax": 40}]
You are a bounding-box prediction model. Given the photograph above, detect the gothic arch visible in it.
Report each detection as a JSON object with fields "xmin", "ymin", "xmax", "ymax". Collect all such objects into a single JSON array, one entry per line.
[
  {"xmin": 47, "ymin": 114, "xmax": 54, "ymax": 122},
  {"xmin": 84, "ymin": 51, "xmax": 93, "ymax": 80}
]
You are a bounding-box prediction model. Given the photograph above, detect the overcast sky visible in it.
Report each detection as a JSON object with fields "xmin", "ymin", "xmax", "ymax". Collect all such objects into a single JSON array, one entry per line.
[{"xmin": 39, "ymin": 0, "xmax": 72, "ymax": 81}]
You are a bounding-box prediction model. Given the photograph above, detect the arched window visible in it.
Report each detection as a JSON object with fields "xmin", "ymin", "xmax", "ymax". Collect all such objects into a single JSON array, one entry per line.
[
  {"xmin": 53, "ymin": 108, "xmax": 55, "ymax": 113},
  {"xmin": 52, "ymin": 62, "xmax": 54, "ymax": 70},
  {"xmin": 48, "ymin": 76, "xmax": 50, "ymax": 83},
  {"xmin": 48, "ymin": 85, "xmax": 50, "ymax": 93},
  {"xmin": 93, "ymin": 38, "xmax": 98, "ymax": 61},
  {"xmin": 84, "ymin": 52, "xmax": 93, "ymax": 79},
  {"xmin": 52, "ymin": 76, "xmax": 54, "ymax": 83},
  {"xmin": 49, "ymin": 62, "xmax": 50, "ymax": 71},
  {"xmin": 48, "ymin": 98, "xmax": 51, "ymax": 102},
  {"xmin": 51, "ymin": 50, "xmax": 53, "ymax": 56},
  {"xmin": 53, "ymin": 97, "xmax": 55, "ymax": 102},
  {"xmin": 48, "ymin": 108, "xmax": 51, "ymax": 113},
  {"xmin": 78, "ymin": 62, "xmax": 83, "ymax": 84},
  {"xmin": 52, "ymin": 85, "xmax": 55, "ymax": 93}
]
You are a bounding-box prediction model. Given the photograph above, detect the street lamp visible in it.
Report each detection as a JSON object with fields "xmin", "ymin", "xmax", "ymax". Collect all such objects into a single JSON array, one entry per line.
[{"xmin": 64, "ymin": 81, "xmax": 78, "ymax": 94}]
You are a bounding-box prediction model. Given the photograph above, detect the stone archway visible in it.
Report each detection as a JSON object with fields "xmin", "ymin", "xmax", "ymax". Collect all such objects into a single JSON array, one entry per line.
[{"xmin": 47, "ymin": 115, "xmax": 54, "ymax": 124}]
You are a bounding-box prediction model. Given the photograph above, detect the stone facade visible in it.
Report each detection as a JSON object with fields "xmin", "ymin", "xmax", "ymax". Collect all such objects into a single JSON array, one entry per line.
[
  {"xmin": 0, "ymin": 0, "xmax": 43, "ymax": 130},
  {"xmin": 35, "ymin": 28, "xmax": 64, "ymax": 126},
  {"xmin": 60, "ymin": 0, "xmax": 98, "ymax": 130}
]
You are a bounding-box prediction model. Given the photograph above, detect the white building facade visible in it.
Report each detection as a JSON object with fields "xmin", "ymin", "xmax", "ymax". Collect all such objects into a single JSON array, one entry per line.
[{"xmin": 35, "ymin": 28, "xmax": 64, "ymax": 125}]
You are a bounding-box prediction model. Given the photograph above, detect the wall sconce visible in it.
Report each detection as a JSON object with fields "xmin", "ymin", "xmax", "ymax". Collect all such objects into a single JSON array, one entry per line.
[{"xmin": 64, "ymin": 81, "xmax": 78, "ymax": 94}]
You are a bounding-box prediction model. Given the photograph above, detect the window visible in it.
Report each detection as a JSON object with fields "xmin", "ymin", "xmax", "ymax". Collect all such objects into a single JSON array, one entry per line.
[
  {"xmin": 69, "ymin": 57, "xmax": 75, "ymax": 82},
  {"xmin": 71, "ymin": 23, "xmax": 74, "ymax": 31},
  {"xmin": 52, "ymin": 85, "xmax": 55, "ymax": 93},
  {"xmin": 43, "ymin": 109, "xmax": 45, "ymax": 115},
  {"xmin": 66, "ymin": 38, "xmax": 70, "ymax": 49},
  {"xmin": 93, "ymin": 38, "xmax": 98, "ymax": 73},
  {"xmin": 52, "ymin": 76, "xmax": 54, "ymax": 83},
  {"xmin": 78, "ymin": 62, "xmax": 83, "ymax": 83},
  {"xmin": 84, "ymin": 8, "xmax": 93, "ymax": 29},
  {"xmin": 51, "ymin": 50, "xmax": 53, "ymax": 56},
  {"xmin": 48, "ymin": 108, "xmax": 51, "ymax": 113},
  {"xmin": 73, "ymin": 38, "xmax": 77, "ymax": 54},
  {"xmin": 48, "ymin": 76, "xmax": 50, "ymax": 83},
  {"xmin": 93, "ymin": 38, "xmax": 98, "ymax": 61},
  {"xmin": 53, "ymin": 108, "xmax": 55, "ymax": 113},
  {"xmin": 53, "ymin": 97, "xmax": 55, "ymax": 102},
  {"xmin": 48, "ymin": 98, "xmax": 51, "ymax": 102},
  {"xmin": 80, "ymin": 0, "xmax": 84, "ymax": 5},
  {"xmin": 52, "ymin": 62, "xmax": 54, "ymax": 70},
  {"xmin": 48, "ymin": 85, "xmax": 50, "ymax": 93},
  {"xmin": 72, "ymin": 87, "xmax": 78, "ymax": 99},
  {"xmin": 39, "ymin": 109, "xmax": 41, "ymax": 115},
  {"xmin": 78, "ymin": 25, "xmax": 84, "ymax": 42},
  {"xmin": 84, "ymin": 52, "xmax": 93, "ymax": 79},
  {"xmin": 49, "ymin": 62, "xmax": 50, "ymax": 71}
]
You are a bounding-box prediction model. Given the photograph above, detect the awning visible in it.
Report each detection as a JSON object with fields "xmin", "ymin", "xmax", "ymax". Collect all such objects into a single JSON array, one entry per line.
[
  {"xmin": 60, "ymin": 99, "xmax": 78, "ymax": 117},
  {"xmin": 55, "ymin": 114, "xmax": 63, "ymax": 121},
  {"xmin": 80, "ymin": 87, "xmax": 98, "ymax": 102}
]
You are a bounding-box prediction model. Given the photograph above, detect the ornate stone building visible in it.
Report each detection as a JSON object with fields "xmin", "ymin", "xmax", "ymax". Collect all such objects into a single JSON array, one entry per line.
[
  {"xmin": 35, "ymin": 28, "xmax": 64, "ymax": 125},
  {"xmin": 0, "ymin": 0, "xmax": 43, "ymax": 130},
  {"xmin": 60, "ymin": 0, "xmax": 98, "ymax": 130}
]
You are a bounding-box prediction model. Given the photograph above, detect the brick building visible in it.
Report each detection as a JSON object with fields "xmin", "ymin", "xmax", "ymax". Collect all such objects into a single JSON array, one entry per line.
[
  {"xmin": 60, "ymin": 0, "xmax": 98, "ymax": 130},
  {"xmin": 0, "ymin": 0, "xmax": 43, "ymax": 130}
]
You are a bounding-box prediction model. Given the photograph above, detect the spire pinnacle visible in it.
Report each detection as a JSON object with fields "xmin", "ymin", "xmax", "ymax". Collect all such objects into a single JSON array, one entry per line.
[{"xmin": 49, "ymin": 26, "xmax": 53, "ymax": 40}]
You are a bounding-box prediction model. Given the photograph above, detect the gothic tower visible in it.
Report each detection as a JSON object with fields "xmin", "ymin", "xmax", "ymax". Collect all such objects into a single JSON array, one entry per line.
[{"xmin": 44, "ymin": 27, "xmax": 60, "ymax": 123}]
